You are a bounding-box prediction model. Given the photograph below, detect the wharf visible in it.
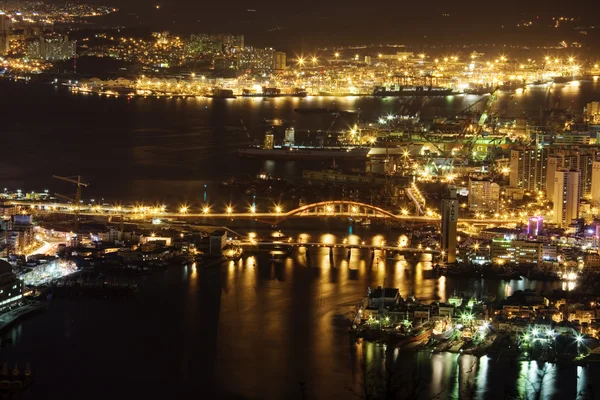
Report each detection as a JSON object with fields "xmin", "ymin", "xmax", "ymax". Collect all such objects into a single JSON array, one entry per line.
[{"xmin": 0, "ymin": 302, "xmax": 46, "ymax": 333}]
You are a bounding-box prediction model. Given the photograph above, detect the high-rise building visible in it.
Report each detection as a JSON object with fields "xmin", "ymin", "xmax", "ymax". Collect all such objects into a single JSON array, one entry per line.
[
  {"xmin": 263, "ymin": 132, "xmax": 274, "ymax": 150},
  {"xmin": 547, "ymin": 148, "xmax": 597, "ymax": 199},
  {"xmin": 468, "ymin": 178, "xmax": 500, "ymax": 211},
  {"xmin": 238, "ymin": 47, "xmax": 276, "ymax": 72},
  {"xmin": 592, "ymin": 161, "xmax": 600, "ymax": 205},
  {"xmin": 527, "ymin": 216, "xmax": 543, "ymax": 237},
  {"xmin": 441, "ymin": 186, "xmax": 458, "ymax": 263},
  {"xmin": 553, "ymin": 169, "xmax": 580, "ymax": 228},
  {"xmin": 0, "ymin": 14, "xmax": 9, "ymax": 56},
  {"xmin": 274, "ymin": 51, "xmax": 286, "ymax": 71},
  {"xmin": 26, "ymin": 35, "xmax": 76, "ymax": 61},
  {"xmin": 0, "ymin": 14, "xmax": 10, "ymax": 32},
  {"xmin": 510, "ymin": 146, "xmax": 549, "ymax": 192}
]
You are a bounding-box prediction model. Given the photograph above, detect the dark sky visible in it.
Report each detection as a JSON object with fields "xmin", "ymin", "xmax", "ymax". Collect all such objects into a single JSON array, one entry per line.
[{"xmin": 86, "ymin": 0, "xmax": 596, "ymax": 51}]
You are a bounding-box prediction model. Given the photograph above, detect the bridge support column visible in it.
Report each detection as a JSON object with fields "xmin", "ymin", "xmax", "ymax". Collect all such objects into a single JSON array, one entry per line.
[{"xmin": 347, "ymin": 249, "xmax": 351, "ymax": 261}]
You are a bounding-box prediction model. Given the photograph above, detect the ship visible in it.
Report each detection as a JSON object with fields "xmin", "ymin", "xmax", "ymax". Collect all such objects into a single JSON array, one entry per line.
[
  {"xmin": 238, "ymin": 146, "xmax": 370, "ymax": 160},
  {"xmin": 294, "ymin": 107, "xmax": 357, "ymax": 116},
  {"xmin": 210, "ymin": 88, "xmax": 236, "ymax": 98},
  {"xmin": 552, "ymin": 76, "xmax": 575, "ymax": 84},
  {"xmin": 394, "ymin": 327, "xmax": 433, "ymax": 347},
  {"xmin": 372, "ymin": 85, "xmax": 455, "ymax": 97},
  {"xmin": 242, "ymin": 87, "xmax": 307, "ymax": 98}
]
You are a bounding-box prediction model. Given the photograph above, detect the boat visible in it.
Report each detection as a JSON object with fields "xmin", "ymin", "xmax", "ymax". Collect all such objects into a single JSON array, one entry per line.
[
  {"xmin": 294, "ymin": 107, "xmax": 357, "ymax": 116},
  {"xmin": 210, "ymin": 89, "xmax": 236, "ymax": 98},
  {"xmin": 372, "ymin": 85, "xmax": 454, "ymax": 97},
  {"xmin": 552, "ymin": 76, "xmax": 574, "ymax": 84},
  {"xmin": 242, "ymin": 87, "xmax": 307, "ymax": 98},
  {"xmin": 395, "ymin": 327, "xmax": 433, "ymax": 347},
  {"xmin": 238, "ymin": 146, "xmax": 370, "ymax": 160}
]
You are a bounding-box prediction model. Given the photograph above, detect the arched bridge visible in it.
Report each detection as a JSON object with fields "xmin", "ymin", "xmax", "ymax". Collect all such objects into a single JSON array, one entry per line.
[{"xmin": 275, "ymin": 200, "xmax": 403, "ymax": 223}]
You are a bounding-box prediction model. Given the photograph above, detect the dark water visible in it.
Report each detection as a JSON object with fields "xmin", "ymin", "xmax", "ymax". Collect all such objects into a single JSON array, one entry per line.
[
  {"xmin": 2, "ymin": 237, "xmax": 591, "ymax": 400},
  {"xmin": 2, "ymin": 80, "xmax": 600, "ymax": 399},
  {"xmin": 2, "ymin": 79, "xmax": 600, "ymax": 204}
]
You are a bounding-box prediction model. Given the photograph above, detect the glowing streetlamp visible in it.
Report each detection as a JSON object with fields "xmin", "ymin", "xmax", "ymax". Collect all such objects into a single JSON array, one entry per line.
[
  {"xmin": 249, "ymin": 205, "xmax": 256, "ymax": 214},
  {"xmin": 226, "ymin": 206, "xmax": 233, "ymax": 214},
  {"xmin": 202, "ymin": 206, "xmax": 210, "ymax": 214},
  {"xmin": 179, "ymin": 206, "xmax": 188, "ymax": 214},
  {"xmin": 275, "ymin": 205, "xmax": 282, "ymax": 214}
]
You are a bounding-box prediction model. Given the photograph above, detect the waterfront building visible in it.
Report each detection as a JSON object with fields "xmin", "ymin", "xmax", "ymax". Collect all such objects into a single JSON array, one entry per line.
[
  {"xmin": 468, "ymin": 178, "xmax": 500, "ymax": 211},
  {"xmin": 491, "ymin": 238, "xmax": 543, "ymax": 264},
  {"xmin": 441, "ymin": 186, "xmax": 458, "ymax": 263},
  {"xmin": 263, "ymin": 132, "xmax": 274, "ymax": 150},
  {"xmin": 0, "ymin": 260, "xmax": 23, "ymax": 311},
  {"xmin": 209, "ymin": 230, "xmax": 227, "ymax": 255},
  {"xmin": 510, "ymin": 146, "xmax": 549, "ymax": 192},
  {"xmin": 553, "ymin": 169, "xmax": 581, "ymax": 228}
]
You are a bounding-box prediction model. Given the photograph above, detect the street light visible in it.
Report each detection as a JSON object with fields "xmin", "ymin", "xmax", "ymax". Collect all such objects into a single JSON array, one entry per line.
[
  {"xmin": 226, "ymin": 206, "xmax": 233, "ymax": 214},
  {"xmin": 250, "ymin": 205, "xmax": 256, "ymax": 214},
  {"xmin": 202, "ymin": 206, "xmax": 210, "ymax": 214},
  {"xmin": 275, "ymin": 205, "xmax": 282, "ymax": 214},
  {"xmin": 179, "ymin": 206, "xmax": 188, "ymax": 214}
]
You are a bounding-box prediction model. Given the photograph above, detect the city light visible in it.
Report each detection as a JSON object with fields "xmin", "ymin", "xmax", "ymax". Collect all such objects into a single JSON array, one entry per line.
[
  {"xmin": 179, "ymin": 206, "xmax": 188, "ymax": 214},
  {"xmin": 202, "ymin": 206, "xmax": 210, "ymax": 214}
]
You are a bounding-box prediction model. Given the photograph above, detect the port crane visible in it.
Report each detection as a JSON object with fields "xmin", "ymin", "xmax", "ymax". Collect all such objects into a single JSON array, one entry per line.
[
  {"xmin": 441, "ymin": 88, "xmax": 499, "ymax": 171},
  {"xmin": 53, "ymin": 175, "xmax": 88, "ymax": 240}
]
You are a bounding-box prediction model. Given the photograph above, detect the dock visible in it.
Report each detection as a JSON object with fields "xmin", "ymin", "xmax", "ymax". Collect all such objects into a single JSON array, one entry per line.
[{"xmin": 0, "ymin": 302, "xmax": 46, "ymax": 333}]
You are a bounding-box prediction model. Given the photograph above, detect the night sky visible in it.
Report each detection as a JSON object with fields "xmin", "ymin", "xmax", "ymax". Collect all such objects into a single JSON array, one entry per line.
[{"xmin": 84, "ymin": 0, "xmax": 598, "ymax": 51}]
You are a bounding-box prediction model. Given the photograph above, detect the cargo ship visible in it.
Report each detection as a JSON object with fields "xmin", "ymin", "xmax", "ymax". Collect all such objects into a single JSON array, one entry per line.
[
  {"xmin": 210, "ymin": 88, "xmax": 236, "ymax": 98},
  {"xmin": 372, "ymin": 85, "xmax": 454, "ymax": 97},
  {"xmin": 238, "ymin": 146, "xmax": 370, "ymax": 160},
  {"xmin": 242, "ymin": 87, "xmax": 307, "ymax": 98},
  {"xmin": 294, "ymin": 107, "xmax": 358, "ymax": 116}
]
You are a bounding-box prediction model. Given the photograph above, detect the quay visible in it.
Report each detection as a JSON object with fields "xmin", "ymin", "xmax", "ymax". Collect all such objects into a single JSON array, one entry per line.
[{"xmin": 0, "ymin": 302, "xmax": 46, "ymax": 333}]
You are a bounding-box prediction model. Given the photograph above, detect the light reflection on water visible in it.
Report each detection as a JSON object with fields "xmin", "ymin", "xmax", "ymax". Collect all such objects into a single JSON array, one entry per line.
[{"xmin": 215, "ymin": 245, "xmax": 581, "ymax": 399}]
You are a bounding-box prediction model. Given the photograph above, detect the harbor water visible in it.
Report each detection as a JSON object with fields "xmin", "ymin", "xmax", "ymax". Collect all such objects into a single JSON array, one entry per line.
[{"xmin": 2, "ymin": 80, "xmax": 600, "ymax": 398}]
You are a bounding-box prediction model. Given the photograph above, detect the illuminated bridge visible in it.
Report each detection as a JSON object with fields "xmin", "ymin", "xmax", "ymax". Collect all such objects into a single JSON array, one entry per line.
[
  {"xmin": 10, "ymin": 200, "xmax": 521, "ymax": 225},
  {"xmin": 242, "ymin": 241, "xmax": 440, "ymax": 255}
]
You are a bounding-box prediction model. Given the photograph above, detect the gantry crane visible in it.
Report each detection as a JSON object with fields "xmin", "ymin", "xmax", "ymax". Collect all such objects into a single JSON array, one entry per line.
[
  {"xmin": 53, "ymin": 175, "xmax": 88, "ymax": 240},
  {"xmin": 441, "ymin": 88, "xmax": 499, "ymax": 170}
]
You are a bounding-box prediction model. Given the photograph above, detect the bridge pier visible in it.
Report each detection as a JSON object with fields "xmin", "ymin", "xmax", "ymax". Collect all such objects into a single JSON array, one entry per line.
[{"xmin": 347, "ymin": 249, "xmax": 351, "ymax": 261}]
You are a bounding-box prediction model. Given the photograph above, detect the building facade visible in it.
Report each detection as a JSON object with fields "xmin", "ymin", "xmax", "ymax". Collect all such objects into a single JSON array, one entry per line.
[
  {"xmin": 553, "ymin": 169, "xmax": 581, "ymax": 228},
  {"xmin": 26, "ymin": 35, "xmax": 76, "ymax": 61},
  {"xmin": 510, "ymin": 146, "xmax": 549, "ymax": 192},
  {"xmin": 468, "ymin": 178, "xmax": 500, "ymax": 211},
  {"xmin": 441, "ymin": 187, "xmax": 458, "ymax": 263}
]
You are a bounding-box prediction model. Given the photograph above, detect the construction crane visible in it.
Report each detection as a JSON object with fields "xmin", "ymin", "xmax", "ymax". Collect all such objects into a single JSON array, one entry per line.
[{"xmin": 53, "ymin": 175, "xmax": 88, "ymax": 241}]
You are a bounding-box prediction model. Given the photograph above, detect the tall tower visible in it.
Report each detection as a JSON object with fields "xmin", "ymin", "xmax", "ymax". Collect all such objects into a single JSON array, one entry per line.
[
  {"xmin": 441, "ymin": 186, "xmax": 458, "ymax": 263},
  {"xmin": 553, "ymin": 169, "xmax": 580, "ymax": 228},
  {"xmin": 591, "ymin": 161, "xmax": 600, "ymax": 205}
]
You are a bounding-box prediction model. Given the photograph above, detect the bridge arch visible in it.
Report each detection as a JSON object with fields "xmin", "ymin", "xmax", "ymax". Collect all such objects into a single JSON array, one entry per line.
[{"xmin": 277, "ymin": 200, "xmax": 401, "ymax": 223}]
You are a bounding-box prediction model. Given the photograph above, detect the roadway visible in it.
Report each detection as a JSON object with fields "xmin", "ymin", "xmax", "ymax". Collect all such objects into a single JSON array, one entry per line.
[{"xmin": 9, "ymin": 200, "xmax": 522, "ymax": 224}]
